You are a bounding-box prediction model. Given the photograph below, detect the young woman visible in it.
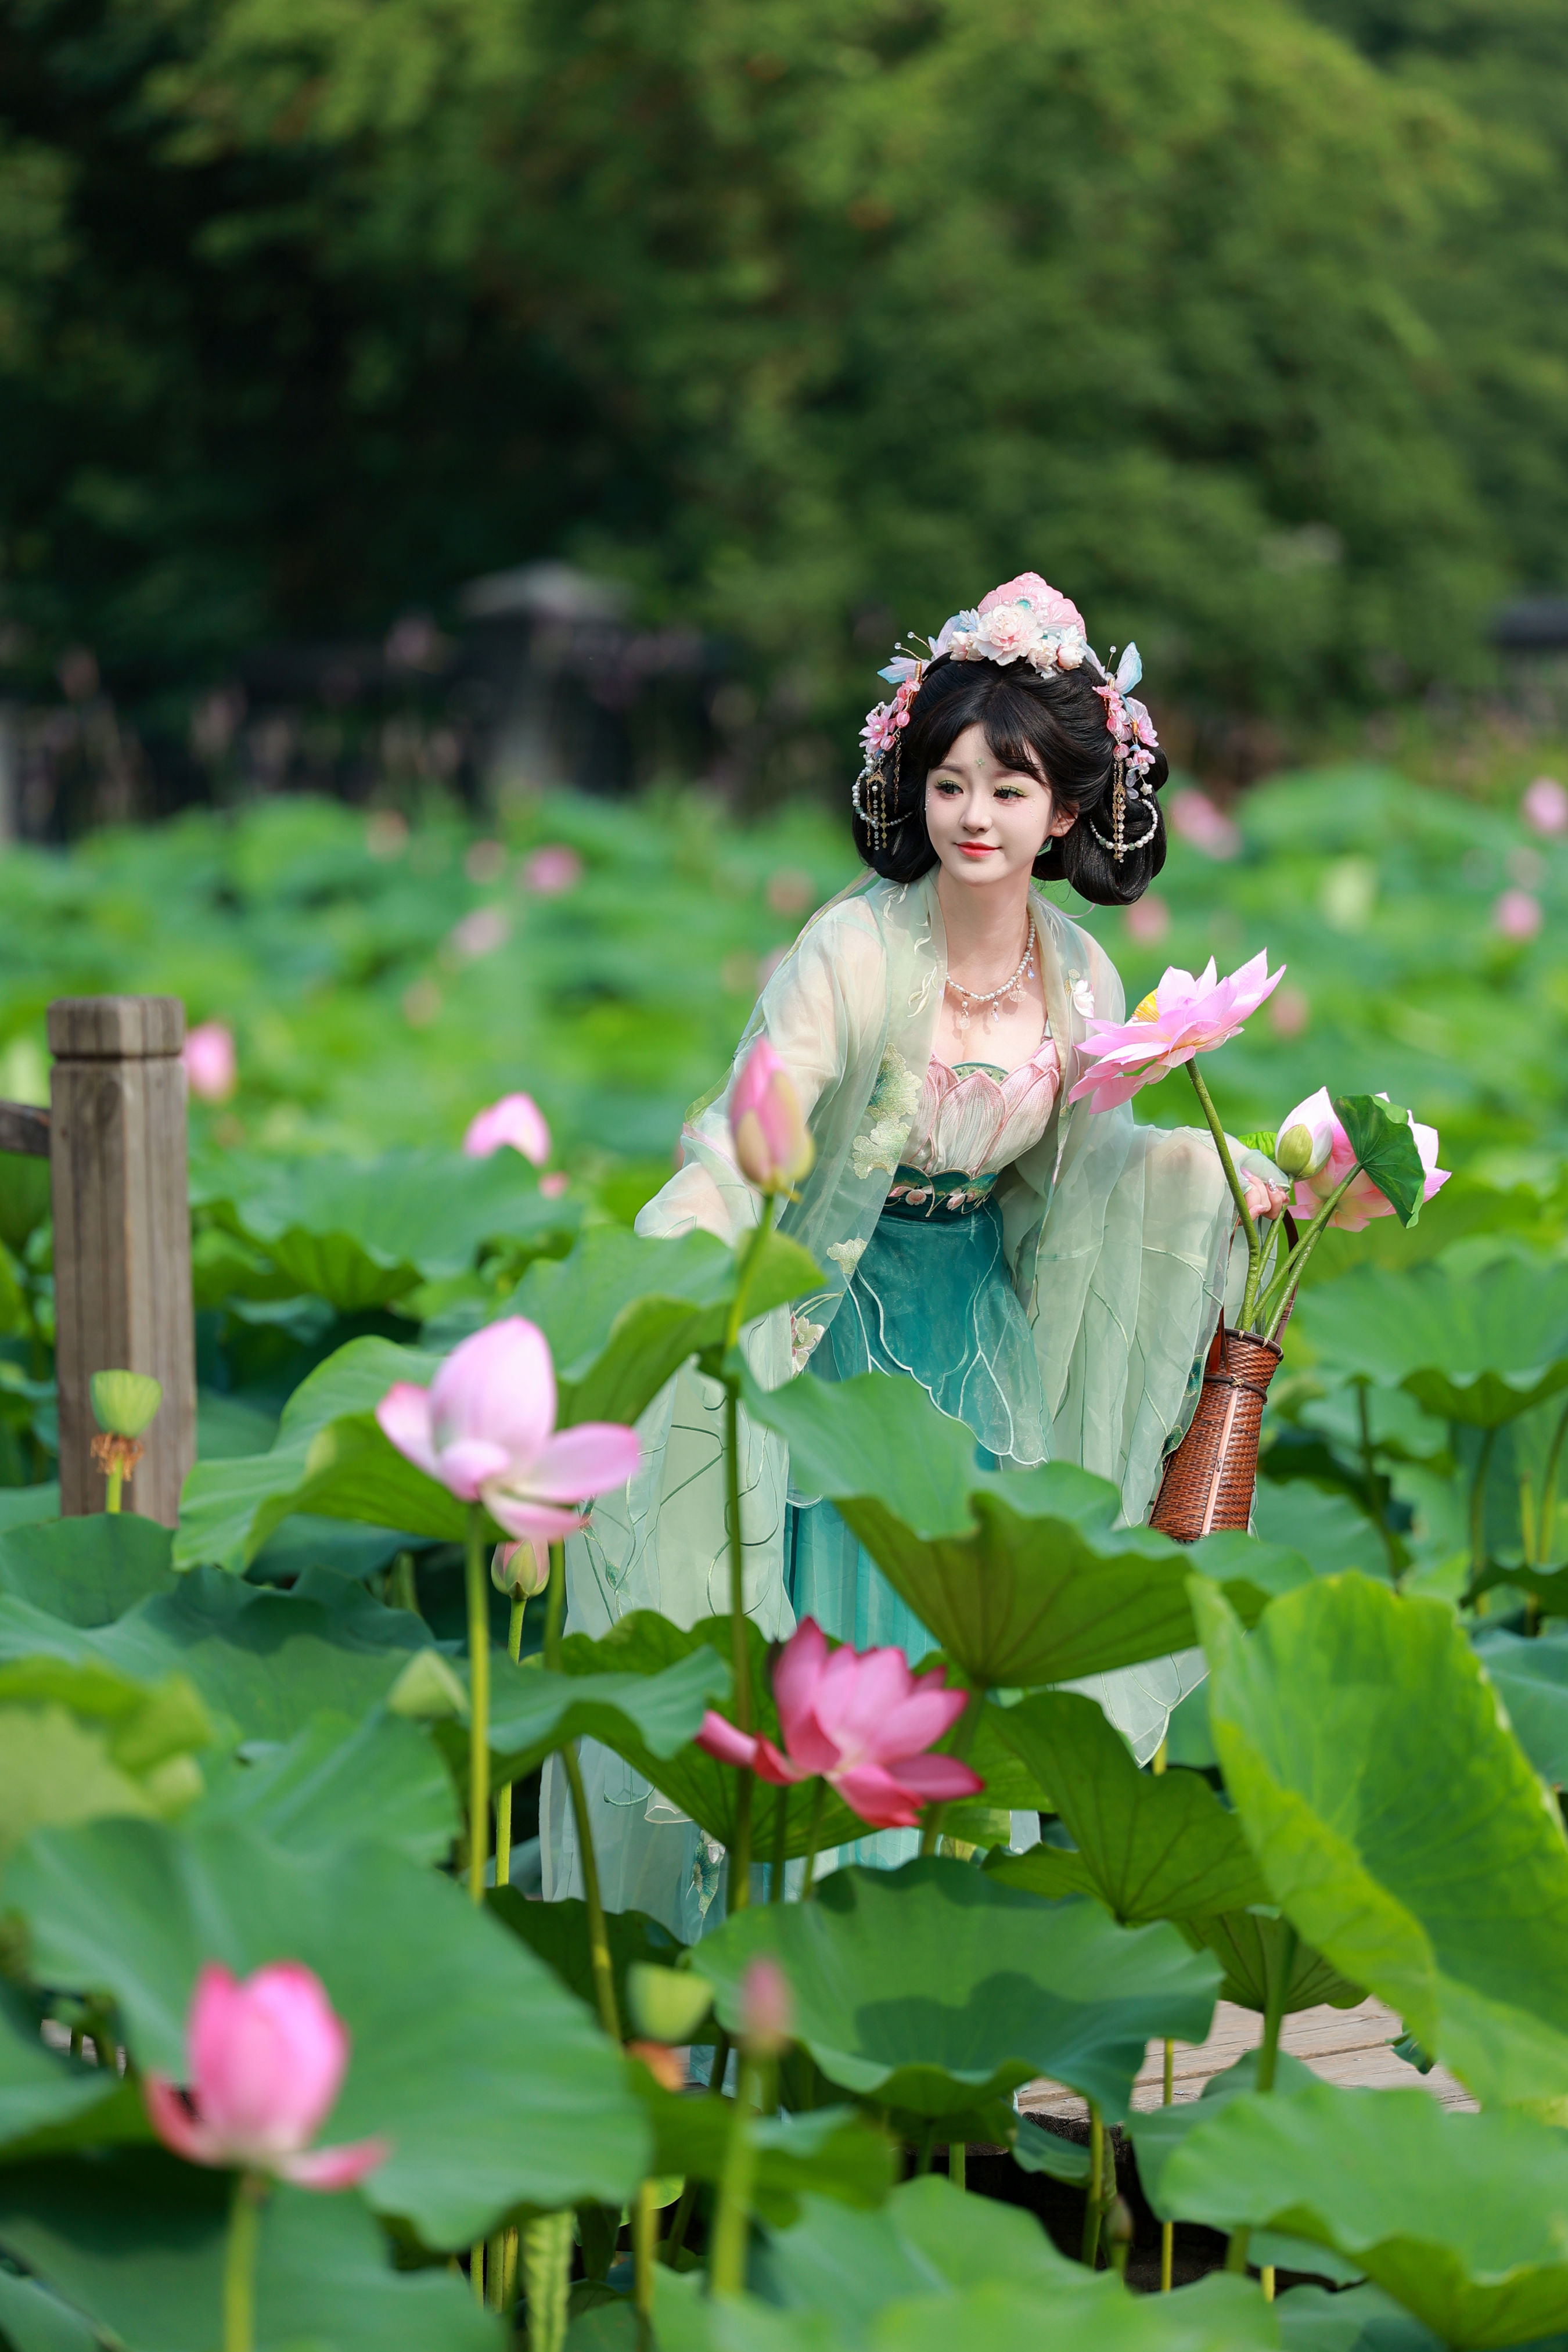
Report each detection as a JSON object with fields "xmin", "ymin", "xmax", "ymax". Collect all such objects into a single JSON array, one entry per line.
[{"xmin": 543, "ymin": 572, "xmax": 1283, "ymax": 1931}]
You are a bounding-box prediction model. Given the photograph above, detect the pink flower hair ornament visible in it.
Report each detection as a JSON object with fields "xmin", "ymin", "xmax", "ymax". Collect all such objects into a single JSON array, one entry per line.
[{"xmin": 854, "ymin": 571, "xmax": 1159, "ymax": 861}]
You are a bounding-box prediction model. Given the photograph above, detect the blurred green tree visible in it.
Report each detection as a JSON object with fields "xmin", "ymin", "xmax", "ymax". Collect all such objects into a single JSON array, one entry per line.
[{"xmin": 0, "ymin": 0, "xmax": 1546, "ymax": 753}]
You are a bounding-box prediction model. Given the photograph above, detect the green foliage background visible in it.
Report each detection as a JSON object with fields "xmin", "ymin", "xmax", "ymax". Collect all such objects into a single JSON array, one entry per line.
[{"xmin": 2, "ymin": 0, "xmax": 1566, "ymax": 750}]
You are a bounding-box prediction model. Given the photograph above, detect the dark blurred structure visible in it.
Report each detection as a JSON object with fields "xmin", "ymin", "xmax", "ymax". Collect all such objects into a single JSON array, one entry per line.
[{"xmin": 1, "ymin": 566, "xmax": 724, "ymax": 843}]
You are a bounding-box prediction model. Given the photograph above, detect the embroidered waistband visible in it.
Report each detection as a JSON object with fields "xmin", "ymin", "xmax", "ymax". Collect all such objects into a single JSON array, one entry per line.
[{"xmin": 881, "ymin": 1167, "xmax": 998, "ymax": 1221}]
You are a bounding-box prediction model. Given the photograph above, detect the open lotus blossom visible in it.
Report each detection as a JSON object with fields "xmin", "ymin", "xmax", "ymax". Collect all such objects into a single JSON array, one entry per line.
[
  {"xmin": 463, "ymin": 1091, "xmax": 551, "ymax": 1165},
  {"xmin": 1523, "ymin": 776, "xmax": 1568, "ymax": 837},
  {"xmin": 143, "ymin": 1962, "xmax": 389, "ymax": 2189},
  {"xmin": 696, "ymin": 1617, "xmax": 983, "ymax": 1832},
  {"xmin": 1277, "ymin": 1087, "xmax": 1449, "ymax": 1233},
  {"xmin": 1067, "ymin": 951, "xmax": 1284, "ymax": 1114},
  {"xmin": 731, "ymin": 1037, "xmax": 815, "ymax": 1193},
  {"xmin": 376, "ymin": 1317, "xmax": 641, "ymax": 1541}
]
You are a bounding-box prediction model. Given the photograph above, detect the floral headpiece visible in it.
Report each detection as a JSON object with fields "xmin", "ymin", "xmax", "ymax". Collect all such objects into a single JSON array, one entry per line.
[{"xmin": 854, "ymin": 571, "xmax": 1161, "ymax": 862}]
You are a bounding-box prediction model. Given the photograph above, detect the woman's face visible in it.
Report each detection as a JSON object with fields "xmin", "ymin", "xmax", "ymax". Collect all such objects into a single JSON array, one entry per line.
[{"xmin": 924, "ymin": 722, "xmax": 1073, "ymax": 890}]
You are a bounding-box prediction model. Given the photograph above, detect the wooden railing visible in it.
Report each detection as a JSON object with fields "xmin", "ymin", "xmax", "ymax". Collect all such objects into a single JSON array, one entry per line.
[{"xmin": 0, "ymin": 997, "xmax": 196, "ymax": 1526}]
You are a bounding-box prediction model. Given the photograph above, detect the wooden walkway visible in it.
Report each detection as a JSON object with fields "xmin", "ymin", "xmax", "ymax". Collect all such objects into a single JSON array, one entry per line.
[{"xmin": 1016, "ymin": 1996, "xmax": 1476, "ymax": 2117}]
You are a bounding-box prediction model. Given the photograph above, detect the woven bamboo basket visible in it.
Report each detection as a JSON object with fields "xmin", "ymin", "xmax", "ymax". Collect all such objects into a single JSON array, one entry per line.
[{"xmin": 1149, "ymin": 1321, "xmax": 1283, "ymax": 1542}]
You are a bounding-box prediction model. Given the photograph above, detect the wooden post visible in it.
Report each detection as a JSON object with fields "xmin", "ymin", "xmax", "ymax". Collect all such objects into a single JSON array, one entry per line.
[{"xmin": 48, "ymin": 998, "xmax": 195, "ymax": 1526}]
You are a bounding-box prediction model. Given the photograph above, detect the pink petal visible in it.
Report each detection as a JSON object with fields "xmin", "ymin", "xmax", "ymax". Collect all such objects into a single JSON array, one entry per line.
[
  {"xmin": 829, "ymin": 1763, "xmax": 926, "ymax": 1831},
  {"xmin": 481, "ymin": 1490, "xmax": 588, "ymax": 1544},
  {"xmin": 374, "ymin": 1386, "xmax": 443, "ymax": 1483},
  {"xmin": 279, "ymin": 2135, "xmax": 393, "ymax": 2191},
  {"xmin": 143, "ymin": 2074, "xmax": 224, "ymax": 2166},
  {"xmin": 887, "ymin": 1753, "xmax": 986, "ymax": 1800},
  {"xmin": 873, "ymin": 1683, "xmax": 969, "ymax": 1758},
  {"xmin": 429, "ymin": 1437, "xmax": 512, "ymax": 1501},
  {"xmin": 463, "ymin": 1094, "xmax": 550, "ymax": 1166},
  {"xmin": 696, "ymin": 1713, "xmax": 761, "ymax": 1770},
  {"xmin": 428, "ymin": 1318, "xmax": 558, "ymax": 1477},
  {"xmin": 773, "ymin": 1620, "xmax": 834, "ymax": 1761},
  {"xmin": 732, "ymin": 1038, "xmax": 783, "ymax": 1125},
  {"xmin": 517, "ymin": 1422, "xmax": 642, "ymax": 1505},
  {"xmin": 192, "ymin": 1962, "xmax": 347, "ymax": 2152},
  {"xmin": 750, "ymin": 1736, "xmax": 810, "ymax": 1787}
]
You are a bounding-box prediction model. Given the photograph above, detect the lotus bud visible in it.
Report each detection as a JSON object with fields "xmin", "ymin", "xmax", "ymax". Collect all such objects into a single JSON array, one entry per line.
[
  {"xmin": 90, "ymin": 1369, "xmax": 163, "ymax": 1438},
  {"xmin": 626, "ymin": 2040, "xmax": 687, "ymax": 2092},
  {"xmin": 1273, "ymin": 1123, "xmax": 1317, "ymax": 1178},
  {"xmin": 627, "ymin": 1961, "xmax": 715, "ymax": 2046},
  {"xmin": 730, "ymin": 1040, "xmax": 814, "ymax": 1195},
  {"xmin": 736, "ymin": 1956, "xmax": 793, "ymax": 2058},
  {"xmin": 491, "ymin": 1540, "xmax": 551, "ymax": 1599}
]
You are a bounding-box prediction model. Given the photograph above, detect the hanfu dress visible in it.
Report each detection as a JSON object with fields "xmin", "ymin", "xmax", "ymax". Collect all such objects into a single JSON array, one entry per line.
[{"xmin": 542, "ymin": 869, "xmax": 1275, "ymax": 1936}]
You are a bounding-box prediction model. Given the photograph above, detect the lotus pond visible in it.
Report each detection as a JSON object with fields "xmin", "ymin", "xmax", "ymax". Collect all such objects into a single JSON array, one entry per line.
[{"xmin": 2, "ymin": 764, "xmax": 1568, "ymax": 2349}]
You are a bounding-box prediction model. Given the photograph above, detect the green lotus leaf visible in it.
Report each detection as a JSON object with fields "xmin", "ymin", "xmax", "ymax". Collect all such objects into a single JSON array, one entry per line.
[
  {"xmin": 0, "ymin": 1984, "xmax": 133, "ymax": 2161},
  {"xmin": 0, "ymin": 1513, "xmax": 177, "ymax": 1626},
  {"xmin": 633, "ymin": 2081, "xmax": 895, "ymax": 2224},
  {"xmin": 1010, "ymin": 2116, "xmax": 1094, "ymax": 2185},
  {"xmin": 1138, "ymin": 2067, "xmax": 1568, "ymax": 2351},
  {"xmin": 739, "ymin": 1365, "xmax": 1310, "ymax": 1687},
  {"xmin": 1331, "ymin": 1096, "xmax": 1427, "ymax": 1229},
  {"xmin": 0, "ymin": 1650, "xmax": 214, "ymax": 1867},
  {"xmin": 758, "ymin": 2174, "xmax": 1088, "ymax": 2322},
  {"xmin": 189, "ymin": 1707, "xmax": 459, "ymax": 1864},
  {"xmin": 1194, "ymin": 1571, "xmax": 1568, "ymax": 2104},
  {"xmin": 436, "ymin": 1642, "xmax": 729, "ymax": 1794},
  {"xmin": 1182, "ymin": 1910, "xmax": 1364, "ymax": 2016},
  {"xmin": 175, "ymin": 1337, "xmax": 477, "ymax": 1570},
  {"xmin": 1251, "ymin": 1480, "xmax": 1394, "ymax": 1582},
  {"xmin": 0, "ymin": 1567, "xmax": 427, "ymax": 1752},
  {"xmin": 983, "ymin": 1691, "xmax": 1267, "ymax": 1923},
  {"xmin": 1272, "ymin": 2284, "xmax": 1441, "ymax": 2352},
  {"xmin": 0, "ymin": 2153, "xmax": 495, "ymax": 2352},
  {"xmin": 695, "ymin": 1855, "xmax": 1220, "ymax": 2125},
  {"xmin": 0, "ymin": 2264, "xmax": 100, "ymax": 2352},
  {"xmin": 1471, "ymin": 1627, "xmax": 1568, "ymax": 1785},
  {"xmin": 511, "ymin": 1223, "xmax": 825, "ymax": 1428},
  {"xmin": 553, "ymin": 1613, "xmax": 869, "ymax": 1860},
  {"xmin": 490, "ymin": 1893, "xmax": 689, "ymax": 2023},
  {"xmin": 1296, "ymin": 1256, "xmax": 1568, "ymax": 1427},
  {"xmin": 8, "ymin": 1817, "xmax": 646, "ymax": 2243},
  {"xmin": 194, "ymin": 1145, "xmax": 579, "ymax": 1310}
]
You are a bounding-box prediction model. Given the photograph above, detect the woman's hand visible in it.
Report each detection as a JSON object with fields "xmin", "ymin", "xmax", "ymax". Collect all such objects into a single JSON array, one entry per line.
[{"xmin": 1241, "ymin": 1171, "xmax": 1290, "ymax": 1221}]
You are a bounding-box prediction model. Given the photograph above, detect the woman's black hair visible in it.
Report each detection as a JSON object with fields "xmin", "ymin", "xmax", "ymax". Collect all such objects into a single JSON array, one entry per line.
[{"xmin": 851, "ymin": 654, "xmax": 1168, "ymax": 907}]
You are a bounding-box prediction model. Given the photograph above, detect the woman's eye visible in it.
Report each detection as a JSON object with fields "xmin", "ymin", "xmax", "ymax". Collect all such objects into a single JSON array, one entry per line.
[
  {"xmin": 933, "ymin": 779, "xmax": 962, "ymax": 794},
  {"xmin": 996, "ymin": 786, "xmax": 1024, "ymax": 800}
]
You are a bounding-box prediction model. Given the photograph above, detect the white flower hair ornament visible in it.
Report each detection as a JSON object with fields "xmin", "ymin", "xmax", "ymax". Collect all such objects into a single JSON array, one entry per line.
[{"xmin": 853, "ymin": 570, "xmax": 1161, "ymax": 862}]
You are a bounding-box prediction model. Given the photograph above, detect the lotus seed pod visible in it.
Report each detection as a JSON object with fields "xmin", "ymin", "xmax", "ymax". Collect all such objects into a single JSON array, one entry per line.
[
  {"xmin": 89, "ymin": 1369, "xmax": 163, "ymax": 1438},
  {"xmin": 625, "ymin": 1961, "xmax": 714, "ymax": 2047}
]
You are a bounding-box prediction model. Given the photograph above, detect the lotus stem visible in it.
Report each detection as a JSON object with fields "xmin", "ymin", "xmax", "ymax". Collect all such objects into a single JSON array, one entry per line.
[
  {"xmin": 1263, "ymin": 2265, "xmax": 1276, "ymax": 2300},
  {"xmin": 495, "ymin": 1594, "xmax": 527, "ymax": 1889},
  {"xmin": 464, "ymin": 1504, "xmax": 490, "ymax": 1905},
  {"xmin": 523, "ymin": 2211, "xmax": 573, "ymax": 2352},
  {"xmin": 1080, "ymin": 2103, "xmax": 1106, "ymax": 2267},
  {"xmin": 769, "ymin": 1786, "xmax": 789, "ymax": 1903},
  {"xmin": 661, "ymin": 2177, "xmax": 699, "ymax": 2269},
  {"xmin": 1160, "ymin": 2034, "xmax": 1175, "ymax": 2292},
  {"xmin": 105, "ymin": 1465, "xmax": 124, "ymax": 1514},
  {"xmin": 1256, "ymin": 1166, "xmax": 1360, "ymax": 1343},
  {"xmin": 1186, "ymin": 1065, "xmax": 1263, "ymax": 1325},
  {"xmin": 224, "ymin": 2171, "xmax": 265, "ymax": 2352},
  {"xmin": 709, "ymin": 2051, "xmax": 761, "ymax": 2296},
  {"xmin": 948, "ymin": 2138, "xmax": 966, "ymax": 2189},
  {"xmin": 1470, "ymin": 1427, "xmax": 1498, "ymax": 1593},
  {"xmin": 1225, "ymin": 1921, "xmax": 1296, "ymax": 2275},
  {"xmin": 1538, "ymin": 1398, "xmax": 1568, "ymax": 1567},
  {"xmin": 1356, "ymin": 1386, "xmax": 1400, "ymax": 1580},
  {"xmin": 389, "ymin": 1548, "xmax": 419, "ymax": 1615},
  {"xmin": 634, "ymin": 2179, "xmax": 657, "ymax": 2324},
  {"xmin": 722, "ymin": 1377, "xmax": 754, "ymax": 1914},
  {"xmin": 801, "ymin": 1779, "xmax": 828, "ymax": 1900},
  {"xmin": 919, "ymin": 1685, "xmax": 984, "ymax": 1856},
  {"xmin": 560, "ymin": 1739, "xmax": 620, "ymax": 2042},
  {"xmin": 471, "ymin": 2238, "xmax": 484, "ymax": 2305}
]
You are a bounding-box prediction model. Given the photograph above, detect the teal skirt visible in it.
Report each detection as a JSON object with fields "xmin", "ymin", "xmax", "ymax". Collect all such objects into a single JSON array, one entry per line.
[{"xmin": 783, "ymin": 1185, "xmax": 1047, "ymax": 1867}]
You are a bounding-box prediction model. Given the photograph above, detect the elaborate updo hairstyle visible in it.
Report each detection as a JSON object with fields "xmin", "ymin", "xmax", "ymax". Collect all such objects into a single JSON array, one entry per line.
[{"xmin": 851, "ymin": 654, "xmax": 1169, "ymax": 908}]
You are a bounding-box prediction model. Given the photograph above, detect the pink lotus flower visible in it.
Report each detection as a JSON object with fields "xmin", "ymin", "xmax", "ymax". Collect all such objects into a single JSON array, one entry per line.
[
  {"xmin": 1494, "ymin": 889, "xmax": 1543, "ymax": 942},
  {"xmin": 184, "ymin": 1022, "xmax": 237, "ymax": 1103},
  {"xmin": 376, "ymin": 1318, "xmax": 641, "ymax": 1541},
  {"xmin": 1067, "ymin": 952, "xmax": 1283, "ymax": 1114},
  {"xmin": 738, "ymin": 1958, "xmax": 793, "ymax": 2057},
  {"xmin": 1124, "ymin": 894, "xmax": 1170, "ymax": 945},
  {"xmin": 1168, "ymin": 789, "xmax": 1240, "ymax": 861},
  {"xmin": 695, "ymin": 1617, "xmax": 983, "ymax": 1832},
  {"xmin": 492, "ymin": 1538, "xmax": 552, "ymax": 1598},
  {"xmin": 1523, "ymin": 776, "xmax": 1568, "ymax": 837},
  {"xmin": 731, "ymin": 1038, "xmax": 814, "ymax": 1193},
  {"xmin": 1278, "ymin": 1087, "xmax": 1449, "ymax": 1233},
  {"xmin": 463, "ymin": 1092, "xmax": 551, "ymax": 1166},
  {"xmin": 522, "ymin": 845, "xmax": 583, "ymax": 896},
  {"xmin": 143, "ymin": 1962, "xmax": 388, "ymax": 2188}
]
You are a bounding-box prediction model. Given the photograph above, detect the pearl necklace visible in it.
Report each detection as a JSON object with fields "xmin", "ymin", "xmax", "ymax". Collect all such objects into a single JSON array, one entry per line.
[{"xmin": 945, "ymin": 926, "xmax": 1037, "ymax": 1037}]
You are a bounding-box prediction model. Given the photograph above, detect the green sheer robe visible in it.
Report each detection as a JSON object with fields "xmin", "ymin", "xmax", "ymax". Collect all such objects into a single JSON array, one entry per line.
[{"xmin": 542, "ymin": 870, "xmax": 1273, "ymax": 1932}]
